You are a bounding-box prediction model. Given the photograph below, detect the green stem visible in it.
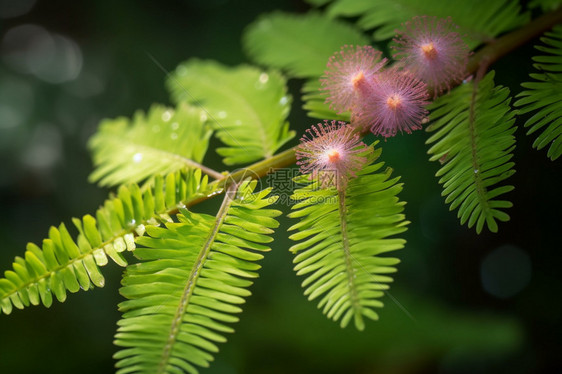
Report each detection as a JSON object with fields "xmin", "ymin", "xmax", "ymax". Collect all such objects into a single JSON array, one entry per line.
[
  {"xmin": 467, "ymin": 68, "xmax": 488, "ymax": 216},
  {"xmin": 185, "ymin": 147, "xmax": 298, "ymax": 208},
  {"xmin": 336, "ymin": 187, "xmax": 362, "ymax": 329}
]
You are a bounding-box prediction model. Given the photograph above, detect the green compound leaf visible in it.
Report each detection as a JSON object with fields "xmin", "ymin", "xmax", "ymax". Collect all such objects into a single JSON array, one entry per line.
[
  {"xmin": 302, "ymin": 79, "xmax": 351, "ymax": 121},
  {"xmin": 426, "ymin": 71, "xmax": 516, "ymax": 234},
  {"xmin": 0, "ymin": 169, "xmax": 214, "ymax": 315},
  {"xmin": 243, "ymin": 12, "xmax": 370, "ymax": 78},
  {"xmin": 515, "ymin": 24, "xmax": 562, "ymax": 161},
  {"xmin": 288, "ymin": 145, "xmax": 408, "ymax": 330},
  {"xmin": 318, "ymin": 0, "xmax": 529, "ymax": 48},
  {"xmin": 89, "ymin": 103, "xmax": 212, "ymax": 187},
  {"xmin": 114, "ymin": 180, "xmax": 281, "ymax": 374},
  {"xmin": 167, "ymin": 59, "xmax": 295, "ymax": 165}
]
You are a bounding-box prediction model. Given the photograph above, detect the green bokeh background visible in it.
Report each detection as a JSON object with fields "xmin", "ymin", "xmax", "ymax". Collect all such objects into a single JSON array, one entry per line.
[{"xmin": 0, "ymin": 1, "xmax": 561, "ymax": 373}]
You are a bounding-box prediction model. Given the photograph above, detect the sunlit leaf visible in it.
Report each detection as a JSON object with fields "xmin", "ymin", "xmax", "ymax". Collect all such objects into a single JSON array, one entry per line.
[{"xmin": 167, "ymin": 59, "xmax": 294, "ymax": 165}]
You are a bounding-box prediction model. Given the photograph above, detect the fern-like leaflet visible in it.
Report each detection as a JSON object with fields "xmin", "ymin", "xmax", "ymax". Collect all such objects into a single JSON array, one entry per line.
[
  {"xmin": 301, "ymin": 79, "xmax": 351, "ymax": 121},
  {"xmin": 426, "ymin": 71, "xmax": 516, "ymax": 233},
  {"xmin": 309, "ymin": 0, "xmax": 529, "ymax": 48},
  {"xmin": 114, "ymin": 180, "xmax": 281, "ymax": 374},
  {"xmin": 167, "ymin": 60, "xmax": 295, "ymax": 165},
  {"xmin": 515, "ymin": 24, "xmax": 562, "ymax": 161},
  {"xmin": 288, "ymin": 144, "xmax": 408, "ymax": 330},
  {"xmin": 89, "ymin": 103, "xmax": 213, "ymax": 187},
  {"xmin": 0, "ymin": 169, "xmax": 214, "ymax": 314}
]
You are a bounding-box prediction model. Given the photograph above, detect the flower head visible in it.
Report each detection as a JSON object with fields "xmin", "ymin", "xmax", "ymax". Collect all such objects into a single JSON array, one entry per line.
[
  {"xmin": 354, "ymin": 69, "xmax": 429, "ymax": 138},
  {"xmin": 296, "ymin": 120, "xmax": 369, "ymax": 188},
  {"xmin": 392, "ymin": 16, "xmax": 469, "ymax": 97},
  {"xmin": 320, "ymin": 45, "xmax": 387, "ymax": 113}
]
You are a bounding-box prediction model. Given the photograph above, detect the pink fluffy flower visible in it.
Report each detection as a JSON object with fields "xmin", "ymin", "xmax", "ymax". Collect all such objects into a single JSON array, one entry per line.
[
  {"xmin": 320, "ymin": 45, "xmax": 387, "ymax": 113},
  {"xmin": 296, "ymin": 120, "xmax": 369, "ymax": 188},
  {"xmin": 355, "ymin": 69, "xmax": 429, "ymax": 138},
  {"xmin": 392, "ymin": 16, "xmax": 469, "ymax": 97}
]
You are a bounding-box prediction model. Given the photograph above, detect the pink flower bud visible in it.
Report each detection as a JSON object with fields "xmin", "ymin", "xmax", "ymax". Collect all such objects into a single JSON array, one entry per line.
[
  {"xmin": 296, "ymin": 120, "xmax": 369, "ymax": 188},
  {"xmin": 392, "ymin": 16, "xmax": 469, "ymax": 97},
  {"xmin": 321, "ymin": 45, "xmax": 387, "ymax": 113},
  {"xmin": 354, "ymin": 69, "xmax": 429, "ymax": 138}
]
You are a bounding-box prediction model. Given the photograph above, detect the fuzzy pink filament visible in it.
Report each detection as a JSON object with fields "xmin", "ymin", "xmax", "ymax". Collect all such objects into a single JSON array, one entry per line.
[
  {"xmin": 296, "ymin": 120, "xmax": 368, "ymax": 188},
  {"xmin": 392, "ymin": 16, "xmax": 469, "ymax": 97},
  {"xmin": 320, "ymin": 45, "xmax": 387, "ymax": 113},
  {"xmin": 353, "ymin": 69, "xmax": 429, "ymax": 138}
]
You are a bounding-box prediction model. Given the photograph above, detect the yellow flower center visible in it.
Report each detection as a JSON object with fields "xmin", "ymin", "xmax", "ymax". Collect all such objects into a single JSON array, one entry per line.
[
  {"xmin": 386, "ymin": 94, "xmax": 402, "ymax": 110},
  {"xmin": 421, "ymin": 42, "xmax": 437, "ymax": 60},
  {"xmin": 351, "ymin": 71, "xmax": 365, "ymax": 88},
  {"xmin": 327, "ymin": 149, "xmax": 340, "ymax": 163}
]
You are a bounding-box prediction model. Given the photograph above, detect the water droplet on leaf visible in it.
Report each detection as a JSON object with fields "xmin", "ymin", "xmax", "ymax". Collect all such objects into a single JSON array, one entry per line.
[{"xmin": 161, "ymin": 110, "xmax": 172, "ymax": 122}]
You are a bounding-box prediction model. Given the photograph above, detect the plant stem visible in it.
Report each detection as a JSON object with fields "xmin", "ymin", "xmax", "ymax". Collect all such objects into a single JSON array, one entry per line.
[
  {"xmin": 196, "ymin": 164, "xmax": 225, "ymax": 180},
  {"xmin": 196, "ymin": 8, "xmax": 562, "ymax": 202},
  {"xmin": 467, "ymin": 8, "xmax": 562, "ymax": 75}
]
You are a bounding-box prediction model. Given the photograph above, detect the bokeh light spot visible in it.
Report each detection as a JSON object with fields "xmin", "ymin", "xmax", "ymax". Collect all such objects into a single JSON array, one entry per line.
[
  {"xmin": 480, "ymin": 245, "xmax": 532, "ymax": 299},
  {"xmin": 2, "ymin": 24, "xmax": 82, "ymax": 83}
]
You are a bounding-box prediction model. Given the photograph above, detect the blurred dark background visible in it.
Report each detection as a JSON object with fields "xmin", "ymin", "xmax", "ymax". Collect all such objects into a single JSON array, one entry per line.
[{"xmin": 0, "ymin": 0, "xmax": 561, "ymax": 373}]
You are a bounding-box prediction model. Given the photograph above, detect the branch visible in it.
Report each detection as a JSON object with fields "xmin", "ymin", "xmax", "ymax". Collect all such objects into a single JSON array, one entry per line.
[
  {"xmin": 191, "ymin": 8, "xmax": 562, "ymax": 207},
  {"xmin": 467, "ymin": 7, "xmax": 562, "ymax": 75}
]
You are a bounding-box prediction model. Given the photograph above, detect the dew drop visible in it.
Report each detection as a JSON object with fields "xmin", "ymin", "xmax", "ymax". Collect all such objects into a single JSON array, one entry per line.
[
  {"xmin": 171, "ymin": 121, "xmax": 179, "ymax": 130},
  {"xmin": 217, "ymin": 111, "xmax": 227, "ymax": 119},
  {"xmin": 279, "ymin": 96, "xmax": 288, "ymax": 105},
  {"xmin": 259, "ymin": 73, "xmax": 269, "ymax": 84},
  {"xmin": 135, "ymin": 224, "xmax": 146, "ymax": 237},
  {"xmin": 133, "ymin": 152, "xmax": 143, "ymax": 163},
  {"xmin": 235, "ymin": 120, "xmax": 242, "ymax": 125},
  {"xmin": 171, "ymin": 132, "xmax": 178, "ymax": 140},
  {"xmin": 474, "ymin": 169, "xmax": 478, "ymax": 173},
  {"xmin": 200, "ymin": 112, "xmax": 207, "ymax": 122},
  {"xmin": 161, "ymin": 110, "xmax": 172, "ymax": 122}
]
